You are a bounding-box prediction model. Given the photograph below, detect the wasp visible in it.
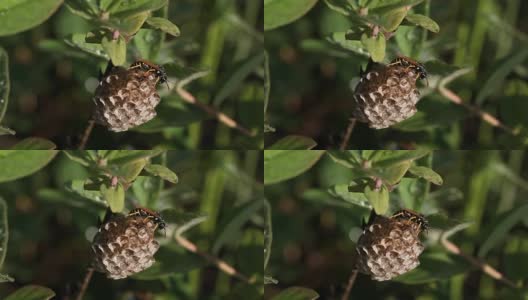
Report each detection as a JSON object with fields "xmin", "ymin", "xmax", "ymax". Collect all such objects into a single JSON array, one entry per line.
[
  {"xmin": 391, "ymin": 209, "xmax": 429, "ymax": 233},
  {"xmin": 128, "ymin": 207, "xmax": 167, "ymax": 234},
  {"xmin": 129, "ymin": 59, "xmax": 169, "ymax": 88},
  {"xmin": 387, "ymin": 55, "xmax": 428, "ymax": 86}
]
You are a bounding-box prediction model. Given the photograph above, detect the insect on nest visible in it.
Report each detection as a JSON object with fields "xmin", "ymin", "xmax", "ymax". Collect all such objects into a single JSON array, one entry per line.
[
  {"xmin": 352, "ymin": 55, "xmax": 429, "ymax": 129},
  {"xmin": 128, "ymin": 207, "xmax": 167, "ymax": 235},
  {"xmin": 92, "ymin": 59, "xmax": 169, "ymax": 132}
]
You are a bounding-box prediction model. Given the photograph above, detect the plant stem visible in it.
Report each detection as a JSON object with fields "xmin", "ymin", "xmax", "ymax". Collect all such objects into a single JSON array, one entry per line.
[
  {"xmin": 75, "ymin": 267, "xmax": 94, "ymax": 300},
  {"xmin": 175, "ymin": 80, "xmax": 254, "ymax": 137},
  {"xmin": 78, "ymin": 119, "xmax": 95, "ymax": 150},
  {"xmin": 341, "ymin": 269, "xmax": 358, "ymax": 300},
  {"xmin": 340, "ymin": 118, "xmax": 356, "ymax": 150},
  {"xmin": 441, "ymin": 232, "xmax": 517, "ymax": 288},
  {"xmin": 175, "ymin": 233, "xmax": 252, "ymax": 284}
]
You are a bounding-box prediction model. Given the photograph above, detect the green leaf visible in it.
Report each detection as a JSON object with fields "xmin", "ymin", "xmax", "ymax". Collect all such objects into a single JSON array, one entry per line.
[
  {"xmin": 371, "ymin": 150, "xmax": 430, "ymax": 168},
  {"xmin": 0, "ymin": 47, "xmax": 9, "ymax": 124},
  {"xmin": 264, "ymin": 150, "xmax": 325, "ymax": 185},
  {"xmin": 368, "ymin": 0, "xmax": 423, "ymax": 15},
  {"xmin": 408, "ymin": 165, "xmax": 443, "ymax": 185},
  {"xmin": 108, "ymin": 0, "xmax": 167, "ymax": 18},
  {"xmin": 102, "ymin": 35, "xmax": 126, "ymax": 66},
  {"xmin": 264, "ymin": 0, "xmax": 318, "ymax": 31},
  {"xmin": 326, "ymin": 150, "xmax": 362, "ymax": 168},
  {"xmin": 100, "ymin": 183, "xmax": 125, "ymax": 212},
  {"xmin": 378, "ymin": 7, "xmax": 409, "ymax": 32},
  {"xmin": 328, "ymin": 184, "xmax": 371, "ymax": 208},
  {"xmin": 0, "ymin": 151, "xmax": 57, "ymax": 183},
  {"xmin": 63, "ymin": 150, "xmax": 96, "ymax": 167},
  {"xmin": 364, "ymin": 183, "xmax": 389, "ymax": 214},
  {"xmin": 271, "ymin": 287, "xmax": 319, "ymax": 300},
  {"xmin": 133, "ymin": 29, "xmax": 163, "ymax": 61},
  {"xmin": 64, "ymin": 33, "xmax": 108, "ymax": 59},
  {"xmin": 11, "ymin": 138, "xmax": 56, "ymax": 150},
  {"xmin": 133, "ymin": 246, "xmax": 206, "ymax": 280},
  {"xmin": 0, "ymin": 0, "xmax": 63, "ymax": 36},
  {"xmin": 106, "ymin": 150, "xmax": 164, "ymax": 165},
  {"xmin": 478, "ymin": 204, "xmax": 528, "ymax": 258},
  {"xmin": 5, "ymin": 285, "xmax": 56, "ymax": 300},
  {"xmin": 115, "ymin": 158, "xmax": 147, "ymax": 182},
  {"xmin": 326, "ymin": 32, "xmax": 369, "ymax": 56},
  {"xmin": 213, "ymin": 52, "xmax": 265, "ymax": 106},
  {"xmin": 146, "ymin": 17, "xmax": 180, "ymax": 36},
  {"xmin": 361, "ymin": 33, "xmax": 385, "ymax": 62},
  {"xmin": 100, "ymin": 0, "xmax": 120, "ymax": 12},
  {"xmin": 0, "ymin": 198, "xmax": 7, "ymax": 269},
  {"xmin": 144, "ymin": 164, "xmax": 178, "ymax": 184},
  {"xmin": 212, "ymin": 199, "xmax": 263, "ymax": 253},
  {"xmin": 64, "ymin": 0, "xmax": 99, "ymax": 19},
  {"xmin": 267, "ymin": 135, "xmax": 317, "ymax": 150},
  {"xmin": 113, "ymin": 12, "xmax": 149, "ymax": 35},
  {"xmin": 405, "ymin": 13, "xmax": 440, "ymax": 33},
  {"xmin": 132, "ymin": 176, "xmax": 162, "ymax": 207},
  {"xmin": 64, "ymin": 180, "xmax": 106, "ymax": 205},
  {"xmin": 373, "ymin": 160, "xmax": 412, "ymax": 185}
]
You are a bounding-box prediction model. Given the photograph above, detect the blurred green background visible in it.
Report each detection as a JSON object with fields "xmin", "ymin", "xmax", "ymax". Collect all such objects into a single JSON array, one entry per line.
[
  {"xmin": 264, "ymin": 150, "xmax": 528, "ymax": 299},
  {"xmin": 0, "ymin": 150, "xmax": 263, "ymax": 299},
  {"xmin": 0, "ymin": 0, "xmax": 263, "ymax": 149},
  {"xmin": 264, "ymin": 0, "xmax": 528, "ymax": 149}
]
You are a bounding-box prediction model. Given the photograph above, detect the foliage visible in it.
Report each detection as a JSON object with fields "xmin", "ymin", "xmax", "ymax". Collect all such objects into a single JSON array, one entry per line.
[
  {"xmin": 264, "ymin": 150, "xmax": 528, "ymax": 299},
  {"xmin": 0, "ymin": 150, "xmax": 263, "ymax": 299},
  {"xmin": 264, "ymin": 0, "xmax": 528, "ymax": 149},
  {"xmin": 0, "ymin": 0, "xmax": 263, "ymax": 149}
]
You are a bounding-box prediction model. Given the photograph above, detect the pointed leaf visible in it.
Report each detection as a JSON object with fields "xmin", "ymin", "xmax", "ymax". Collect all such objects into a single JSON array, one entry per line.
[
  {"xmin": 271, "ymin": 287, "xmax": 319, "ymax": 300},
  {"xmin": 264, "ymin": 0, "xmax": 318, "ymax": 31},
  {"xmin": 102, "ymin": 35, "xmax": 126, "ymax": 66},
  {"xmin": 405, "ymin": 13, "xmax": 439, "ymax": 33},
  {"xmin": 361, "ymin": 33, "xmax": 385, "ymax": 62},
  {"xmin": 267, "ymin": 135, "xmax": 317, "ymax": 150},
  {"xmin": 108, "ymin": 0, "xmax": 167, "ymax": 18},
  {"xmin": 264, "ymin": 150, "xmax": 325, "ymax": 185},
  {"xmin": 5, "ymin": 285, "xmax": 55, "ymax": 300},
  {"xmin": 144, "ymin": 164, "xmax": 178, "ymax": 184},
  {"xmin": 408, "ymin": 165, "xmax": 443, "ymax": 185},
  {"xmin": 146, "ymin": 17, "xmax": 180, "ymax": 36},
  {"xmin": 101, "ymin": 183, "xmax": 125, "ymax": 212},
  {"xmin": 0, "ymin": 0, "xmax": 63, "ymax": 36},
  {"xmin": 0, "ymin": 151, "xmax": 57, "ymax": 183},
  {"xmin": 116, "ymin": 158, "xmax": 147, "ymax": 182},
  {"xmin": 11, "ymin": 138, "xmax": 56, "ymax": 150},
  {"xmin": 364, "ymin": 184, "xmax": 389, "ymax": 214}
]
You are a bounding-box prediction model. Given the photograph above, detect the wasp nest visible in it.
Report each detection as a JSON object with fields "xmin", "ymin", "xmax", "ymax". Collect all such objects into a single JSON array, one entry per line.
[
  {"xmin": 352, "ymin": 56, "xmax": 428, "ymax": 129},
  {"xmin": 356, "ymin": 210, "xmax": 428, "ymax": 281},
  {"xmin": 92, "ymin": 213, "xmax": 160, "ymax": 279},
  {"xmin": 93, "ymin": 60, "xmax": 167, "ymax": 132}
]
